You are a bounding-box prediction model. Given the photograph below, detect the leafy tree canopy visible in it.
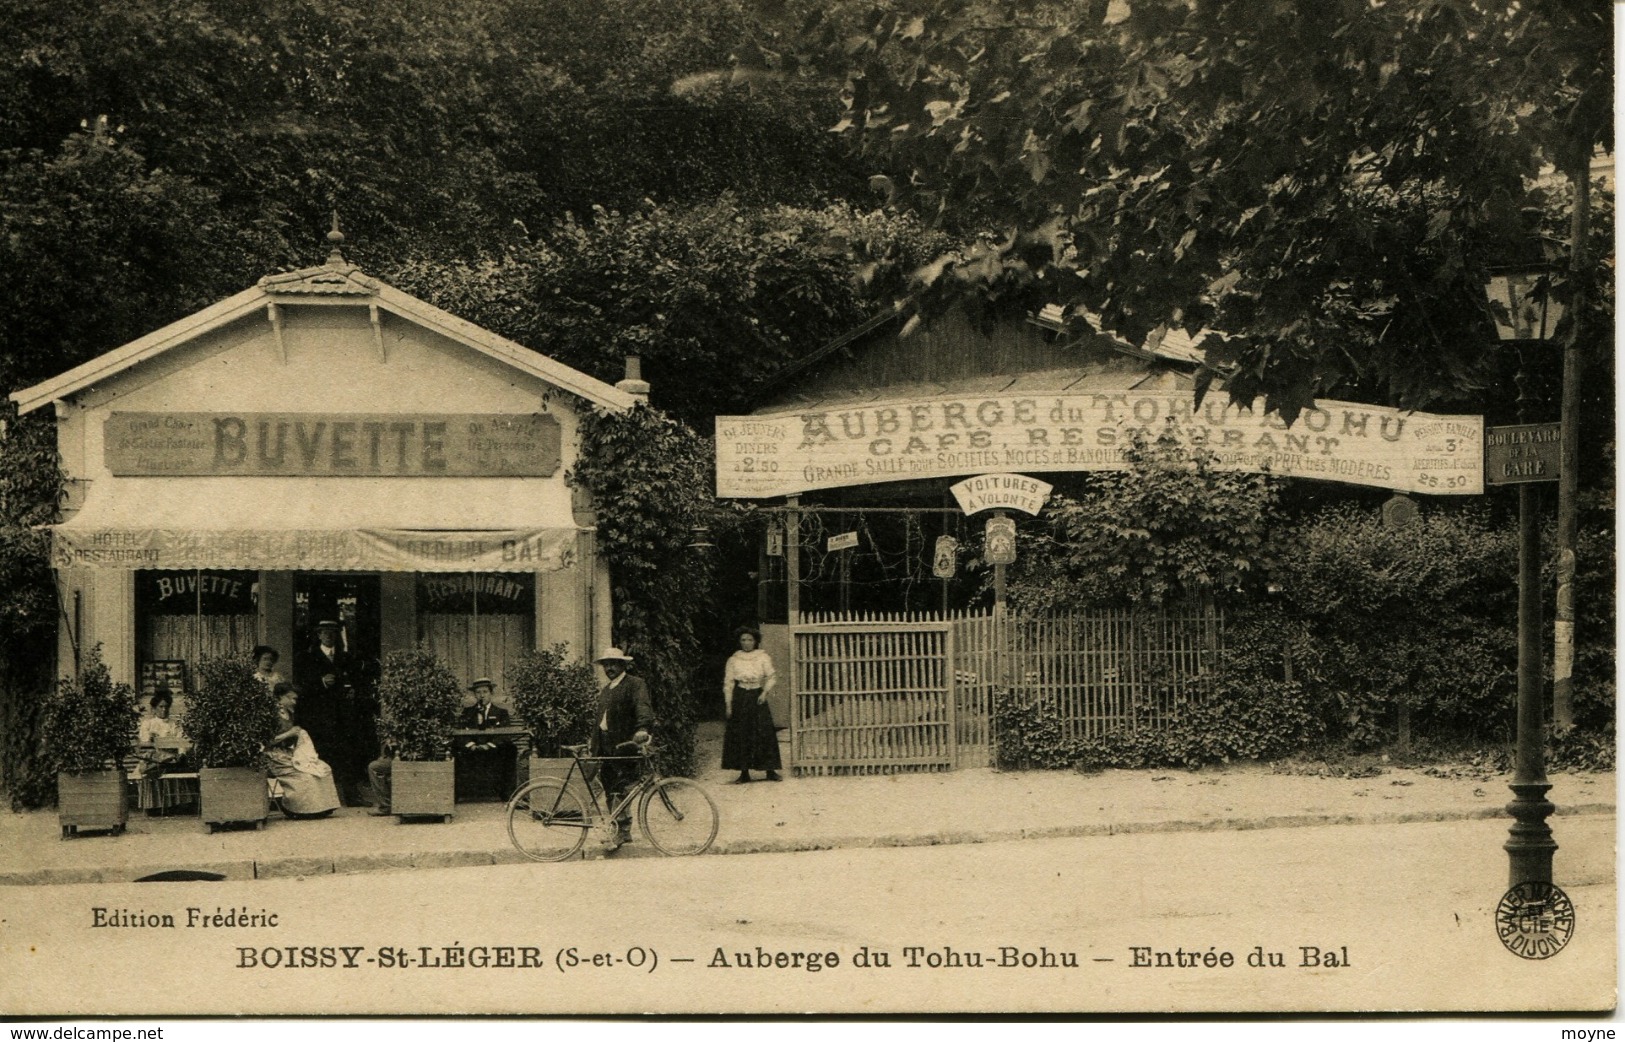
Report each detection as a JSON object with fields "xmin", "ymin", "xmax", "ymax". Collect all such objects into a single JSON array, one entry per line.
[
  {"xmin": 1, "ymin": 0, "xmax": 870, "ymax": 264},
  {"xmin": 751, "ymin": 0, "xmax": 1611, "ymax": 420},
  {"xmin": 1005, "ymin": 431, "xmax": 1280, "ymax": 611},
  {"xmin": 385, "ymin": 198, "xmax": 951, "ymax": 425}
]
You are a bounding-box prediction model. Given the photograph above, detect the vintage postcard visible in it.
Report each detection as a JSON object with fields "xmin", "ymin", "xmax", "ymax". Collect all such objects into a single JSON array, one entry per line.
[{"xmin": 0, "ymin": 0, "xmax": 1614, "ymax": 1022}]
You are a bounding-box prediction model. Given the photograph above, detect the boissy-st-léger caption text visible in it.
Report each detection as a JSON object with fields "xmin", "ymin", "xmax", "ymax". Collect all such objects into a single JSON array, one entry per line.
[{"xmin": 224, "ymin": 943, "xmax": 1354, "ymax": 973}]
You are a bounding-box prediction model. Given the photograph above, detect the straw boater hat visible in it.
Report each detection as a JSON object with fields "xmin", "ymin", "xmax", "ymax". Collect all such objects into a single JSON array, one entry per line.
[
  {"xmin": 468, "ymin": 678, "xmax": 495, "ymax": 692},
  {"xmin": 315, "ymin": 619, "xmax": 341, "ymax": 631},
  {"xmin": 595, "ymin": 648, "xmax": 633, "ymax": 665}
]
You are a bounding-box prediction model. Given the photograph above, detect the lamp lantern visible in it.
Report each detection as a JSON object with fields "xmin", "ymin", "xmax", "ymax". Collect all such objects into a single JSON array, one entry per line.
[
  {"xmin": 1481, "ymin": 265, "xmax": 1561, "ymax": 888},
  {"xmin": 1483, "ymin": 265, "xmax": 1565, "ymax": 343}
]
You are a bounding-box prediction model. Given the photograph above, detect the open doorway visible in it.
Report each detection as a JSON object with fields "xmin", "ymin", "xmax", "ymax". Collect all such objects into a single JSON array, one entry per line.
[{"xmin": 291, "ymin": 573, "xmax": 382, "ymax": 806}]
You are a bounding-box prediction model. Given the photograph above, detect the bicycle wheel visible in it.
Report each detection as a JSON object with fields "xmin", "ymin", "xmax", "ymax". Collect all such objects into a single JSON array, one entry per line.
[
  {"xmin": 506, "ymin": 781, "xmax": 589, "ymax": 862},
  {"xmin": 638, "ymin": 777, "xmax": 718, "ymax": 856}
]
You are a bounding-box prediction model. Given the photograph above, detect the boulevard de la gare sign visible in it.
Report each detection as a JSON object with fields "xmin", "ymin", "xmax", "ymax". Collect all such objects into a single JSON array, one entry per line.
[{"xmin": 717, "ymin": 391, "xmax": 1484, "ymax": 498}]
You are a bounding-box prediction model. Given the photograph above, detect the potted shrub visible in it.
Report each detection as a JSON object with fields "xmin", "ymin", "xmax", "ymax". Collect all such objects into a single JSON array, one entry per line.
[
  {"xmin": 377, "ymin": 646, "xmax": 461, "ymax": 821},
  {"xmin": 507, "ymin": 643, "xmax": 599, "ymax": 802},
  {"xmin": 43, "ymin": 647, "xmax": 139, "ymax": 837},
  {"xmin": 184, "ymin": 657, "xmax": 280, "ymax": 832}
]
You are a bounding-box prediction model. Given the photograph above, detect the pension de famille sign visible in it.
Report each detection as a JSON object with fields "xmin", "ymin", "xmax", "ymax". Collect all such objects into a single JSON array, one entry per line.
[{"xmin": 716, "ymin": 392, "xmax": 1483, "ymax": 498}]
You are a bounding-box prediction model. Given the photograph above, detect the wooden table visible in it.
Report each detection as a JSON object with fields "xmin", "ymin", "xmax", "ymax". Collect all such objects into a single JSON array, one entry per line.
[{"xmin": 451, "ymin": 725, "xmax": 530, "ymax": 802}]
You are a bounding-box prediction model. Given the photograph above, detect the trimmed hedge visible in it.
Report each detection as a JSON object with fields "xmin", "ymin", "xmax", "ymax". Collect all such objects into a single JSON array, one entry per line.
[
  {"xmin": 507, "ymin": 643, "xmax": 598, "ymax": 757},
  {"xmin": 184, "ymin": 658, "xmax": 279, "ymax": 769},
  {"xmin": 376, "ymin": 647, "xmax": 462, "ymax": 762},
  {"xmin": 41, "ymin": 646, "xmax": 139, "ymax": 774}
]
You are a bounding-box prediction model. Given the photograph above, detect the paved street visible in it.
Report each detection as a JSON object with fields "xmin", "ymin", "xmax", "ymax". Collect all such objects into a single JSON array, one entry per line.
[
  {"xmin": 2, "ymin": 729, "xmax": 1611, "ymax": 885},
  {"xmin": 2, "ymin": 814, "xmax": 1613, "ymax": 1016}
]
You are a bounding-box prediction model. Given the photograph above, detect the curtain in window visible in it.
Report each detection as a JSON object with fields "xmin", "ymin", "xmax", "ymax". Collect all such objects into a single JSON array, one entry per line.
[{"xmin": 419, "ymin": 614, "xmax": 533, "ymax": 696}]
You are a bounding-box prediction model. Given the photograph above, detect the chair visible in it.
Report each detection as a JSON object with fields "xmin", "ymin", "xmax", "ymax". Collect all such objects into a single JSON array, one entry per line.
[
  {"xmin": 150, "ymin": 738, "xmax": 198, "ymax": 814},
  {"xmin": 122, "ymin": 753, "xmax": 151, "ymax": 811}
]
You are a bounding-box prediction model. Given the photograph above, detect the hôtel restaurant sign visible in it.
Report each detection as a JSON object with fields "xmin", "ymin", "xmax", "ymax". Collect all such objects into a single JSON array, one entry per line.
[{"xmin": 716, "ymin": 392, "xmax": 1483, "ymax": 498}]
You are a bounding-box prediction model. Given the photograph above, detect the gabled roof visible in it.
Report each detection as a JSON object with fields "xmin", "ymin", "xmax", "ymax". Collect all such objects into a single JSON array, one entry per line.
[
  {"xmin": 9, "ymin": 254, "xmax": 637, "ymax": 416},
  {"xmin": 258, "ymin": 255, "xmax": 381, "ymax": 296},
  {"xmin": 760, "ymin": 302, "xmax": 1211, "ymax": 403},
  {"xmin": 763, "ymin": 357, "xmax": 1193, "ymax": 413},
  {"xmin": 1028, "ymin": 304, "xmax": 1214, "ymax": 365}
]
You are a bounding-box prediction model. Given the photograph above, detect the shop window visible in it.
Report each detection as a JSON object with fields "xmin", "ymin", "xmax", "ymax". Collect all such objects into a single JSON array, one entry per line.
[
  {"xmin": 135, "ymin": 570, "xmax": 260, "ymax": 704},
  {"xmin": 417, "ymin": 573, "xmax": 535, "ymax": 695}
]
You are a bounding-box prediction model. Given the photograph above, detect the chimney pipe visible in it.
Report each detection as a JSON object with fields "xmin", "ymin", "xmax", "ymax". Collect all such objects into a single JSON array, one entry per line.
[{"xmin": 615, "ymin": 354, "xmax": 650, "ymax": 403}]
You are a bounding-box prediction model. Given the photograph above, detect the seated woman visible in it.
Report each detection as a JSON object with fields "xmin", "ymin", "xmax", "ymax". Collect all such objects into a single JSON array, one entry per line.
[
  {"xmin": 133, "ymin": 689, "xmax": 186, "ymax": 812},
  {"xmin": 136, "ymin": 689, "xmax": 181, "ymax": 765},
  {"xmin": 266, "ymin": 683, "xmax": 340, "ymax": 819}
]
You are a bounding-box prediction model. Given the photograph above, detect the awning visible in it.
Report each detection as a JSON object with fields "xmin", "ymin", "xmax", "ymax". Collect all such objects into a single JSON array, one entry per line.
[
  {"xmin": 52, "ymin": 526, "xmax": 581, "ymax": 572},
  {"xmin": 50, "ymin": 476, "xmax": 587, "ymax": 572}
]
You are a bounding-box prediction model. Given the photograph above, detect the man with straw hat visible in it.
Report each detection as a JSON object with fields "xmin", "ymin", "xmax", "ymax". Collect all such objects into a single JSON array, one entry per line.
[{"xmin": 292, "ymin": 619, "xmax": 356, "ymax": 799}]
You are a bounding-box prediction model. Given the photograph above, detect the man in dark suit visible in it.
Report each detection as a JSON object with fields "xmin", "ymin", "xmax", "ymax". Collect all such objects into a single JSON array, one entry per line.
[
  {"xmin": 456, "ymin": 678, "xmax": 515, "ymax": 800},
  {"xmin": 292, "ymin": 620, "xmax": 360, "ymax": 803},
  {"xmin": 590, "ymin": 648, "xmax": 653, "ymax": 844}
]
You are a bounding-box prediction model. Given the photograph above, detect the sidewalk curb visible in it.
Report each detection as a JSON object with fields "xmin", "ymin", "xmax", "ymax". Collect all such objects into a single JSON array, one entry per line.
[{"xmin": 2, "ymin": 803, "xmax": 1612, "ymax": 888}]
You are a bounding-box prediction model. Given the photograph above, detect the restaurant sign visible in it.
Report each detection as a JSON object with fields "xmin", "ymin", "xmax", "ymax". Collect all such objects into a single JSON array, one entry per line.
[
  {"xmin": 105, "ymin": 412, "xmax": 560, "ymax": 477},
  {"xmin": 53, "ymin": 527, "xmax": 579, "ymax": 573},
  {"xmin": 716, "ymin": 393, "xmax": 1483, "ymax": 498}
]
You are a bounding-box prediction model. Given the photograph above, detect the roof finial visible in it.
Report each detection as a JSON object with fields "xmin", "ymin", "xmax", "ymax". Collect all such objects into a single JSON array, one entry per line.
[{"xmin": 325, "ymin": 211, "xmax": 346, "ymax": 266}]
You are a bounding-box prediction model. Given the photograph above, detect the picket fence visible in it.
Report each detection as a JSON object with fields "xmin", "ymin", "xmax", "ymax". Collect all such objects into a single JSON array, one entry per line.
[{"xmin": 788, "ymin": 608, "xmax": 1225, "ymax": 775}]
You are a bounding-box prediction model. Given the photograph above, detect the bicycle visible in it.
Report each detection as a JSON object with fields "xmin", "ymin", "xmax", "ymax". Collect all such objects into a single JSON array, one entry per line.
[{"xmin": 505, "ymin": 738, "xmax": 719, "ymax": 861}]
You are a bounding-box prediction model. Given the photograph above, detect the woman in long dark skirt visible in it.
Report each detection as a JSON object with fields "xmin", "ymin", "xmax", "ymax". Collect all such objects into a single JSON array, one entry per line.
[{"xmin": 720, "ymin": 625, "xmax": 781, "ymax": 783}]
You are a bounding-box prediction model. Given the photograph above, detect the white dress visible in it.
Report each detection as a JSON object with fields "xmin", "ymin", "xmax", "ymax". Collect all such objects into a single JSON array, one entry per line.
[{"xmin": 267, "ymin": 710, "xmax": 340, "ymax": 815}]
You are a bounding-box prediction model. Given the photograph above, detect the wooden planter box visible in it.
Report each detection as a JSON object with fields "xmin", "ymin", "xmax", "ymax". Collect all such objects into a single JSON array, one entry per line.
[
  {"xmin": 199, "ymin": 766, "xmax": 270, "ymax": 832},
  {"xmin": 58, "ymin": 769, "xmax": 128, "ymax": 837},
  {"xmin": 392, "ymin": 759, "xmax": 455, "ymax": 821}
]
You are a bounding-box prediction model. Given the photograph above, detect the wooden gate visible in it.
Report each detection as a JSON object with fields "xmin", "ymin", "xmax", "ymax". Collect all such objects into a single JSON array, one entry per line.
[{"xmin": 789, "ymin": 618, "xmax": 958, "ymax": 775}]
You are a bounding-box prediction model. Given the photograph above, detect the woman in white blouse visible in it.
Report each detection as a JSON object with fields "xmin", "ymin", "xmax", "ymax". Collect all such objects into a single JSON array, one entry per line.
[{"xmin": 721, "ymin": 625, "xmax": 782, "ymax": 783}]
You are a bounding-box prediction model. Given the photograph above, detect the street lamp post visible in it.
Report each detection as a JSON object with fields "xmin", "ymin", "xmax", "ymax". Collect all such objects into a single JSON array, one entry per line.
[{"xmin": 1482, "ymin": 267, "xmax": 1565, "ymax": 887}]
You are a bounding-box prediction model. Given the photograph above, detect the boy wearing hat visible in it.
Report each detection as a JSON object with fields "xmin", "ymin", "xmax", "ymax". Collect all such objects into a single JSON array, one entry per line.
[
  {"xmin": 460, "ymin": 678, "xmax": 511, "ymax": 732},
  {"xmin": 591, "ymin": 649, "xmax": 653, "ymax": 844},
  {"xmin": 457, "ymin": 678, "xmax": 515, "ymax": 800}
]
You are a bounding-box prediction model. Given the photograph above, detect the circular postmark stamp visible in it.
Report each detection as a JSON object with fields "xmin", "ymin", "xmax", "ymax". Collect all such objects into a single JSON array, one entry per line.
[{"xmin": 1496, "ymin": 881, "xmax": 1576, "ymax": 959}]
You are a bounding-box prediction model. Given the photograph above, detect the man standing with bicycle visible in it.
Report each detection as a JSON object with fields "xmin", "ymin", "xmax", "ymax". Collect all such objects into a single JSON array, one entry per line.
[{"xmin": 591, "ymin": 648, "xmax": 653, "ymax": 846}]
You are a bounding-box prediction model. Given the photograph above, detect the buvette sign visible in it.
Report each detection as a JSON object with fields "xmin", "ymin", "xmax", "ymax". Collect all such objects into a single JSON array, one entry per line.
[
  {"xmin": 716, "ymin": 392, "xmax": 1483, "ymax": 498},
  {"xmin": 105, "ymin": 412, "xmax": 561, "ymax": 477}
]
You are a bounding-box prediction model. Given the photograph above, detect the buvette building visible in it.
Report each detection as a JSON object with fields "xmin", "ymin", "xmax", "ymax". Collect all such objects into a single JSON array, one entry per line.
[{"xmin": 10, "ymin": 236, "xmax": 635, "ymax": 703}]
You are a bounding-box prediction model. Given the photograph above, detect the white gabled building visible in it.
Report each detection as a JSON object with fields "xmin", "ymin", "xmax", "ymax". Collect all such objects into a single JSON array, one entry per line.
[{"xmin": 11, "ymin": 234, "xmax": 633, "ymax": 704}]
